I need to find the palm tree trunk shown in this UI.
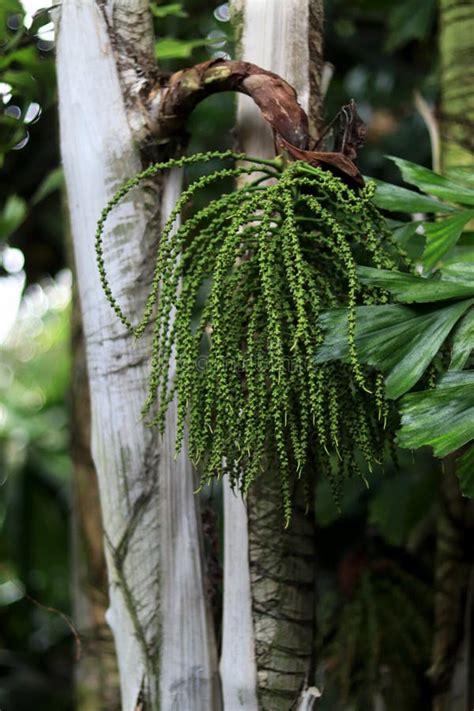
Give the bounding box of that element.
[220,2,324,708]
[430,5,474,707]
[56,2,219,708]
[429,461,474,711]
[71,291,121,711]
[439,0,474,173]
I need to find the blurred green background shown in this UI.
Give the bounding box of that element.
[0,1,440,709]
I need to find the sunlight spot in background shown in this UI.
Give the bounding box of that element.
[207,29,227,49]
[20,270,72,322]
[0,364,14,389]
[0,273,25,344]
[4,104,21,120]
[212,51,231,60]
[22,0,55,51]
[0,248,26,343]
[0,4,57,344]
[0,579,25,606]
[0,82,13,104]
[24,283,49,317]
[21,0,52,29]
[12,132,30,150]
[24,101,41,124]
[214,3,230,22]
[0,263,72,345]
[36,20,54,41]
[3,247,25,274]
[207,26,230,60]
[6,13,22,31]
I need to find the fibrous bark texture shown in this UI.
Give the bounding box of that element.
[247,477,316,709]
[71,291,121,711]
[220,1,322,709]
[150,59,363,184]
[433,6,474,708]
[150,59,309,149]
[57,2,218,709]
[439,0,474,172]
[430,464,474,711]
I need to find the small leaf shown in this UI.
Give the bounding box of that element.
[422,211,474,269]
[457,446,474,498]
[150,2,187,18]
[31,167,63,205]
[389,220,422,245]
[0,194,27,239]
[397,371,474,457]
[0,46,37,71]
[387,156,474,206]
[357,266,474,302]
[370,178,456,214]
[450,307,474,370]
[155,37,217,60]
[316,299,473,398]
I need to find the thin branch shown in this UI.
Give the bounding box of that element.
[414,90,441,173]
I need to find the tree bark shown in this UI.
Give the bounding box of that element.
[71,290,121,711]
[439,0,474,173]
[220,2,323,709]
[429,462,474,711]
[430,5,474,707]
[56,2,219,709]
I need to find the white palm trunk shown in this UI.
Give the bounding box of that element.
[56,2,219,709]
[220,1,323,709]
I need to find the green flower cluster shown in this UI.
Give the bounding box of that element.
[96,151,404,525]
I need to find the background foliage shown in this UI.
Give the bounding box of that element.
[0,0,449,709]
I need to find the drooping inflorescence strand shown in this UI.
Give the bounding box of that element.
[97,153,404,526]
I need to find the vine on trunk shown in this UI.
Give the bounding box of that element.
[96,149,406,525]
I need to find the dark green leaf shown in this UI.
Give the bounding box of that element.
[385,0,435,51]
[2,69,37,96]
[357,266,474,302]
[368,468,437,546]
[450,308,474,370]
[397,371,474,457]
[316,300,473,398]
[387,156,474,206]
[28,7,53,35]
[440,262,474,283]
[370,177,455,214]
[389,220,422,246]
[443,243,474,269]
[444,168,474,189]
[0,46,37,71]
[422,211,474,269]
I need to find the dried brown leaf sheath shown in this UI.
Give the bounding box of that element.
[148,58,365,186]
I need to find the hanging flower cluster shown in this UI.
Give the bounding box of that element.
[96,150,405,525]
